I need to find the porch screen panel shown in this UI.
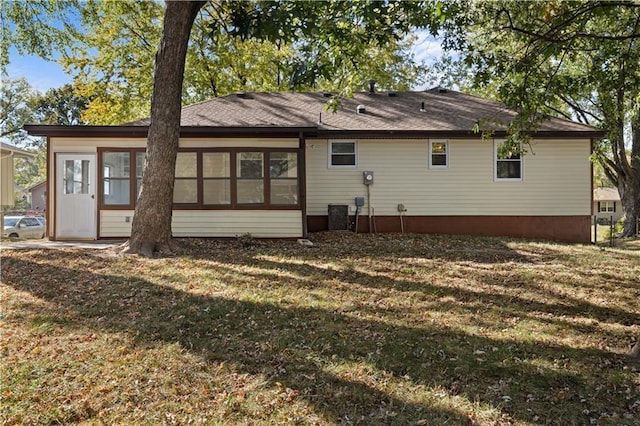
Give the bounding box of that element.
[173,152,197,203]
[270,152,298,205]
[203,152,231,205]
[102,153,130,205]
[135,151,145,198]
[237,152,264,204]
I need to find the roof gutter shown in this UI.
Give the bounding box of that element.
[0,142,36,158]
[24,124,605,140]
[316,129,608,139]
[23,124,318,138]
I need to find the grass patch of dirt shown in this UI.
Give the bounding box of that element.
[1,232,639,425]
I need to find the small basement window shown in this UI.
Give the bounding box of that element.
[329,141,357,167]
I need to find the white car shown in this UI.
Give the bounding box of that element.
[3,215,46,239]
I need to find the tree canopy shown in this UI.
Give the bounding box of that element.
[2,1,448,125]
[439,0,640,236]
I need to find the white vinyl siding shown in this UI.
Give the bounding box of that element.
[306,138,591,216]
[1,155,14,206]
[100,210,302,238]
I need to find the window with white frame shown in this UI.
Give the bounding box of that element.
[429,140,448,168]
[329,140,357,167]
[599,201,615,213]
[495,139,522,180]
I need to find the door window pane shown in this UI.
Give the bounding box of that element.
[64,160,90,194]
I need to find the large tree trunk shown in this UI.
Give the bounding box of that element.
[619,177,640,237]
[124,1,204,257]
[619,118,640,238]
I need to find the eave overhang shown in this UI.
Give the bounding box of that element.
[23,125,319,138]
[24,124,606,140]
[0,142,36,158]
[316,129,607,139]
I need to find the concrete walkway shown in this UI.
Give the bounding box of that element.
[0,239,125,250]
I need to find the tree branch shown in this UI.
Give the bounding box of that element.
[497,2,640,45]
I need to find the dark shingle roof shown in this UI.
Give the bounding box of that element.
[128,88,597,133]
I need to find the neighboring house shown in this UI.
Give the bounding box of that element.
[593,187,623,223]
[28,180,47,212]
[1,142,35,210]
[25,87,604,243]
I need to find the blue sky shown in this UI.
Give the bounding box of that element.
[6,47,72,92]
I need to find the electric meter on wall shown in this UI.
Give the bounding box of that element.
[363,171,374,185]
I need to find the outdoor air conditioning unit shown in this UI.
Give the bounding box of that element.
[328,204,349,230]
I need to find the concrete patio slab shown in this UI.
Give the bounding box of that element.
[0,240,125,250]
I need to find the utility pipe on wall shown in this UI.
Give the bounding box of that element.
[367,184,372,233]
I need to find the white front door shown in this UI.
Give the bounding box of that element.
[56,154,96,239]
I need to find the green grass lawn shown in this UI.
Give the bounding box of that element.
[1,233,639,425]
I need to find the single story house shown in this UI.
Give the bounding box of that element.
[1,142,35,208]
[593,187,623,223]
[27,180,47,212]
[25,87,604,243]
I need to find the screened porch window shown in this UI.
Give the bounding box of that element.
[173,152,198,204]
[102,152,130,205]
[237,152,264,204]
[100,148,299,209]
[270,152,298,205]
[135,152,145,197]
[203,152,231,205]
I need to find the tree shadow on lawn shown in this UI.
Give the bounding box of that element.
[191,245,640,335]
[3,252,635,425]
